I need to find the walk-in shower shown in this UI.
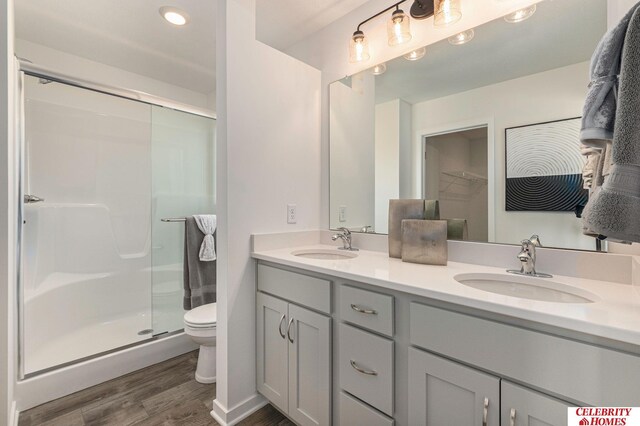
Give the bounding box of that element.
[18,65,216,377]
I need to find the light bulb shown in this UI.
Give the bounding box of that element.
[504,5,536,23]
[448,29,475,45]
[372,63,387,75]
[434,0,462,27]
[349,31,370,63]
[388,9,412,46]
[404,47,426,61]
[159,6,190,26]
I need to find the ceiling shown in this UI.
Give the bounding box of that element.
[371,0,607,104]
[256,0,371,51]
[14,0,216,94]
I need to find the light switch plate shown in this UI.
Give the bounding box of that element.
[287,204,297,224]
[339,205,347,222]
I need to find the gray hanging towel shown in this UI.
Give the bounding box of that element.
[583,7,640,243]
[581,2,640,148]
[184,216,217,310]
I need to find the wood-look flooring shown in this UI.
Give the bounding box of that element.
[19,351,295,426]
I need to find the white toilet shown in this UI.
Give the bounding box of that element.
[183,302,217,384]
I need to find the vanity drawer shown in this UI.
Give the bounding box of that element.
[339,323,394,417]
[339,285,394,337]
[339,391,394,426]
[410,302,640,406]
[257,264,330,314]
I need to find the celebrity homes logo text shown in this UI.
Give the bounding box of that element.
[568,408,640,425]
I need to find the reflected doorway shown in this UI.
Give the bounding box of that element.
[423,127,489,242]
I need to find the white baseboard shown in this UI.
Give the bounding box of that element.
[16,332,197,411]
[210,393,268,426]
[9,401,18,426]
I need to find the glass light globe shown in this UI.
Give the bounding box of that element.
[434,0,462,27]
[388,9,412,46]
[349,31,370,63]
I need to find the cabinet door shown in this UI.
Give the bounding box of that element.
[409,348,500,426]
[501,382,570,426]
[256,292,289,413]
[288,304,331,426]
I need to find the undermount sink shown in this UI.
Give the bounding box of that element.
[454,273,598,304]
[291,249,358,260]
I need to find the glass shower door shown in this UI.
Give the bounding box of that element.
[151,106,216,335]
[21,75,154,375]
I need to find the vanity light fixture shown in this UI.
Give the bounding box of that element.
[434,0,462,27]
[372,63,388,75]
[404,47,427,61]
[448,29,475,45]
[159,6,190,26]
[388,7,412,46]
[504,4,536,23]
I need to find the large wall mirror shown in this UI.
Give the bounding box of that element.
[329,0,607,251]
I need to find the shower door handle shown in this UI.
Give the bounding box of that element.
[24,194,45,204]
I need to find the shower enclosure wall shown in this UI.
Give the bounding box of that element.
[19,71,215,376]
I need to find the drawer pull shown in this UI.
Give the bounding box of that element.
[350,359,378,376]
[350,304,377,315]
[510,408,516,426]
[287,317,295,343]
[482,397,489,426]
[278,314,286,339]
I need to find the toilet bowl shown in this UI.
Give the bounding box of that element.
[183,302,217,384]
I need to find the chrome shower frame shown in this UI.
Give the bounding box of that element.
[14,58,215,379]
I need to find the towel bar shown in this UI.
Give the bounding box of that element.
[161,217,186,222]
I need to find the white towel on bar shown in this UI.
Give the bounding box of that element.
[194,215,217,261]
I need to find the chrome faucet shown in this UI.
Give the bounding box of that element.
[332,227,359,251]
[507,234,552,278]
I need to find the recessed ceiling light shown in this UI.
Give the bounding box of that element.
[372,63,387,75]
[504,5,536,23]
[449,29,475,45]
[404,47,426,61]
[159,6,190,26]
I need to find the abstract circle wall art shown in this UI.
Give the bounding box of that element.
[505,117,588,212]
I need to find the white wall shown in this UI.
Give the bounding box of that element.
[330,74,375,231]
[15,39,212,111]
[608,0,638,28]
[214,0,321,423]
[0,0,16,423]
[375,101,399,233]
[412,61,595,250]
[373,99,411,233]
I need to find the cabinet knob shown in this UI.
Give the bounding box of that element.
[286,317,295,343]
[349,359,378,376]
[510,408,516,426]
[278,314,286,339]
[350,304,377,315]
[482,397,489,426]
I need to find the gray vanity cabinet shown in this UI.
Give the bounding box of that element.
[256,292,289,412]
[500,382,569,426]
[256,291,331,426]
[408,348,500,426]
[288,303,331,426]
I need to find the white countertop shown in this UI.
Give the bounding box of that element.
[253,244,640,347]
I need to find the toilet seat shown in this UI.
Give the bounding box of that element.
[184,302,217,328]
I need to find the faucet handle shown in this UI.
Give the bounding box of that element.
[529,235,542,247]
[337,227,351,236]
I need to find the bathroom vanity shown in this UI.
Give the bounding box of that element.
[253,238,640,426]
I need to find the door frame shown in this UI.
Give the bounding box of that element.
[416,117,496,242]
